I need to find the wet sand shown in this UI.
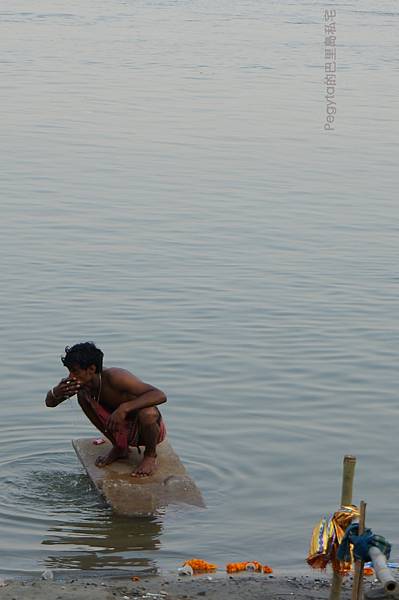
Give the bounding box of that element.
[0,573,385,600]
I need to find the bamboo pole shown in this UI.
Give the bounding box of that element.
[329,455,357,600]
[369,546,397,595]
[351,500,366,600]
[340,455,357,506]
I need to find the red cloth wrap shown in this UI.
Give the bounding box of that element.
[86,394,166,450]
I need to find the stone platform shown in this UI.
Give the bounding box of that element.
[72,438,205,516]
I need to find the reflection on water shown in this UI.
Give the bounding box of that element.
[43,552,157,573]
[0,439,165,575]
[43,515,163,572]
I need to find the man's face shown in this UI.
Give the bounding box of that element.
[67,364,96,386]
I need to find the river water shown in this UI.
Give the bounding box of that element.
[0,0,398,579]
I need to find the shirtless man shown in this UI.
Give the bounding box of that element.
[45,342,167,477]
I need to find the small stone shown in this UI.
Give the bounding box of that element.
[41,570,54,581]
[178,566,193,576]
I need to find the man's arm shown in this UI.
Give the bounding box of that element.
[45,388,66,407]
[45,378,80,407]
[110,368,167,414]
[105,369,166,431]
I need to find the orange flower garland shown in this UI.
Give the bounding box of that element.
[226,561,273,574]
[183,559,218,572]
[181,559,273,575]
[263,565,273,574]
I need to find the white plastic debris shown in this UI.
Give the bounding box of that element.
[0,578,8,587]
[178,565,194,576]
[41,569,54,581]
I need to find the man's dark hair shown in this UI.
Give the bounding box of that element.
[61,342,104,373]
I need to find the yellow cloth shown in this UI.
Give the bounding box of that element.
[307,505,359,574]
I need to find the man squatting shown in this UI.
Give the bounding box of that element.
[45,342,167,477]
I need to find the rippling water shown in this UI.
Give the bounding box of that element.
[0,0,398,578]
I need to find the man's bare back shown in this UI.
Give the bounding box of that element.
[45,342,167,477]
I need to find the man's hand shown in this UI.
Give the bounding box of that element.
[106,405,128,432]
[53,377,80,400]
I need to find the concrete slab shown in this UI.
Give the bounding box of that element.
[72,438,205,516]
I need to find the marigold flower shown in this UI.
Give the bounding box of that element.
[263,565,273,574]
[183,559,217,572]
[226,561,272,574]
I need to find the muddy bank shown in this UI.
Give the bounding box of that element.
[0,573,387,600]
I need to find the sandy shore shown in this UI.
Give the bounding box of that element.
[0,573,386,600]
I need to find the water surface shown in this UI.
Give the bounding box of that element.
[0,0,398,578]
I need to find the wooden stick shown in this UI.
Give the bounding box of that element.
[351,500,366,600]
[357,501,366,600]
[341,455,357,506]
[329,455,357,600]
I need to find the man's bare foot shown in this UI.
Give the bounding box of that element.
[131,454,157,478]
[95,446,128,467]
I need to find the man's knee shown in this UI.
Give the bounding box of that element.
[138,406,159,426]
